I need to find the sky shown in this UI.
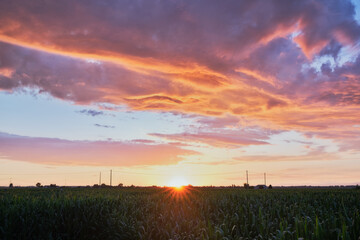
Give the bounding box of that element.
[1,0,360,187]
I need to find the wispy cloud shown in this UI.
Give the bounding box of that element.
[94,124,115,129]
[78,109,104,117]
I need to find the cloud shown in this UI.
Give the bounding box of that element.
[0,132,199,166]
[195,115,240,128]
[233,151,339,163]
[267,164,360,186]
[78,109,104,117]
[150,126,273,148]
[0,41,198,106]
[131,139,157,144]
[94,124,115,129]
[0,0,360,150]
[0,0,358,66]
[150,132,268,148]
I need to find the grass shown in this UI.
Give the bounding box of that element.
[0,187,359,239]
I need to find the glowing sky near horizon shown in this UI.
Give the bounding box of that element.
[1,0,360,186]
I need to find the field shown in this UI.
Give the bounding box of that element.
[0,187,360,240]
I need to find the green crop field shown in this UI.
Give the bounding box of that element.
[0,187,359,239]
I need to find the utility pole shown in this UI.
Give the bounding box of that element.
[246,170,249,185]
[99,172,101,185]
[264,173,266,186]
[110,169,112,186]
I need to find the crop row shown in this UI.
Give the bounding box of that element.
[0,187,359,239]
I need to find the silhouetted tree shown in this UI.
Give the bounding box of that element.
[269,184,273,189]
[244,183,249,189]
[118,183,124,187]
[36,182,42,188]
[9,183,13,188]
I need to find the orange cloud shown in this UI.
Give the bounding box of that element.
[235,68,278,86]
[293,34,329,59]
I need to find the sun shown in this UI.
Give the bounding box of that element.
[168,176,188,189]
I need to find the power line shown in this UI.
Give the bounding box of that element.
[264,172,266,185]
[246,170,249,185]
[110,169,112,186]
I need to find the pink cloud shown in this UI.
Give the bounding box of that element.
[196,115,240,128]
[150,126,272,148]
[0,132,199,166]
[233,149,339,163]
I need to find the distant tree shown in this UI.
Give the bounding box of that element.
[49,184,57,188]
[244,183,249,189]
[9,183,13,188]
[93,184,99,188]
[36,182,42,188]
[118,183,124,187]
[269,184,273,189]
[356,184,360,190]
[101,183,107,188]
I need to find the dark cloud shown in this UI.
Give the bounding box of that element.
[0,75,16,89]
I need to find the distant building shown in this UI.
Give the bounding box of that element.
[255,185,267,189]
